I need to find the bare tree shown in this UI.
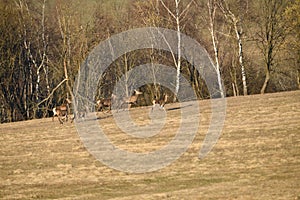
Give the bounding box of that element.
[135,1,170,102]
[54,1,90,107]
[217,0,248,96]
[207,0,225,98]
[16,0,50,117]
[284,0,300,90]
[159,0,194,101]
[256,0,288,94]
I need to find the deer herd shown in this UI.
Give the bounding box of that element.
[52,90,169,124]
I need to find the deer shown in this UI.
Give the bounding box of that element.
[52,98,72,124]
[152,93,168,111]
[96,94,116,113]
[119,90,143,110]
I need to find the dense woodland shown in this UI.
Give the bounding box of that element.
[0,0,299,123]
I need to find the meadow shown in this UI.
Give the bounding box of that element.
[1,91,299,199]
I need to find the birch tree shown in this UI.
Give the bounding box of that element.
[159,0,194,102]
[207,0,225,98]
[217,0,248,95]
[14,0,52,118]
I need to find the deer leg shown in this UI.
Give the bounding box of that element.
[119,102,126,111]
[99,104,104,112]
[58,115,64,124]
[52,108,57,122]
[159,102,166,110]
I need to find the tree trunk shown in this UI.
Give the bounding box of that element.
[150,46,159,98]
[159,0,193,102]
[218,0,247,96]
[230,67,239,97]
[260,65,270,94]
[124,54,129,97]
[235,24,248,96]
[174,0,181,102]
[296,50,300,90]
[208,0,225,98]
[297,68,300,90]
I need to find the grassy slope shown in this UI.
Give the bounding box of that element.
[0,91,299,199]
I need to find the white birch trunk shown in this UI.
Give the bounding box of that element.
[208,0,225,98]
[150,44,159,97]
[234,22,248,96]
[174,0,181,102]
[124,53,129,97]
[218,0,248,96]
[160,0,193,102]
[18,0,48,103]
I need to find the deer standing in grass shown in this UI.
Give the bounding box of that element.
[152,93,168,111]
[52,98,72,124]
[119,90,143,110]
[96,94,116,112]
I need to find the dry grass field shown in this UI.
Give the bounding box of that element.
[1,91,299,199]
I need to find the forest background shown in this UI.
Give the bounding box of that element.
[0,0,299,123]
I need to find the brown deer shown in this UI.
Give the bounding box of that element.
[119,90,143,110]
[96,94,116,112]
[152,93,168,111]
[52,98,72,124]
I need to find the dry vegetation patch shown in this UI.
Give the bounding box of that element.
[0,91,299,199]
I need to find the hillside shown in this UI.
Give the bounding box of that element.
[0,91,299,199]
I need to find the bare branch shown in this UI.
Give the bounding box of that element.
[37,78,68,106]
[159,0,176,19]
[179,0,195,19]
[152,28,178,68]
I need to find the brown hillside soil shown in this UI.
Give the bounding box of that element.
[0,91,299,199]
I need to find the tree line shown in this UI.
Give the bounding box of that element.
[0,0,299,123]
